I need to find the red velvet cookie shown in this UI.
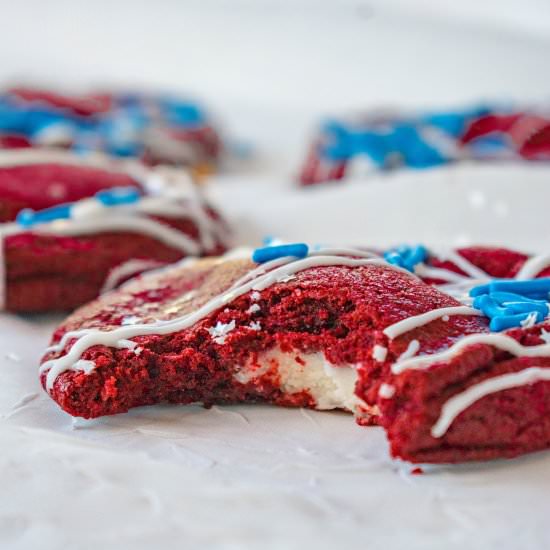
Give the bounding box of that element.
[1,150,229,312]
[40,245,550,465]
[40,248,395,418]
[364,244,550,462]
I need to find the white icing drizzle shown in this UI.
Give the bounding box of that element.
[100,259,166,294]
[37,215,202,253]
[515,254,550,280]
[391,333,550,375]
[432,249,490,280]
[44,358,97,389]
[44,329,103,355]
[421,248,550,289]
[396,339,420,362]
[309,248,379,259]
[116,339,139,350]
[0,149,139,169]
[435,280,479,304]
[414,263,471,284]
[383,306,483,339]
[228,256,299,290]
[119,256,199,290]
[431,366,550,438]
[41,253,411,390]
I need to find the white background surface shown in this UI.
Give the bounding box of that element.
[2,2,550,549]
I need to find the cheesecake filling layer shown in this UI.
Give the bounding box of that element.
[234,347,363,413]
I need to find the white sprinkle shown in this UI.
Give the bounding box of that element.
[397,340,420,362]
[5,352,21,362]
[207,320,236,344]
[251,291,261,301]
[442,315,450,322]
[520,312,538,329]
[378,383,396,399]
[372,345,388,363]
[121,315,142,326]
[247,303,261,314]
[133,346,144,356]
[249,321,262,331]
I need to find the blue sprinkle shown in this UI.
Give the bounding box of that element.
[15,186,141,229]
[421,106,490,137]
[96,187,141,206]
[253,243,309,263]
[473,295,507,318]
[15,209,37,227]
[16,204,72,228]
[160,98,205,127]
[384,244,427,272]
[490,312,543,332]
[469,283,491,297]
[471,278,550,331]
[405,245,428,270]
[320,119,453,168]
[383,251,405,268]
[489,278,550,296]
[489,291,548,305]
[506,302,548,317]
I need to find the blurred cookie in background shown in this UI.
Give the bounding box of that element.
[300,105,550,185]
[0,86,223,180]
[0,149,230,312]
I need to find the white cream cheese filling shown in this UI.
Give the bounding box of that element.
[234,347,363,413]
